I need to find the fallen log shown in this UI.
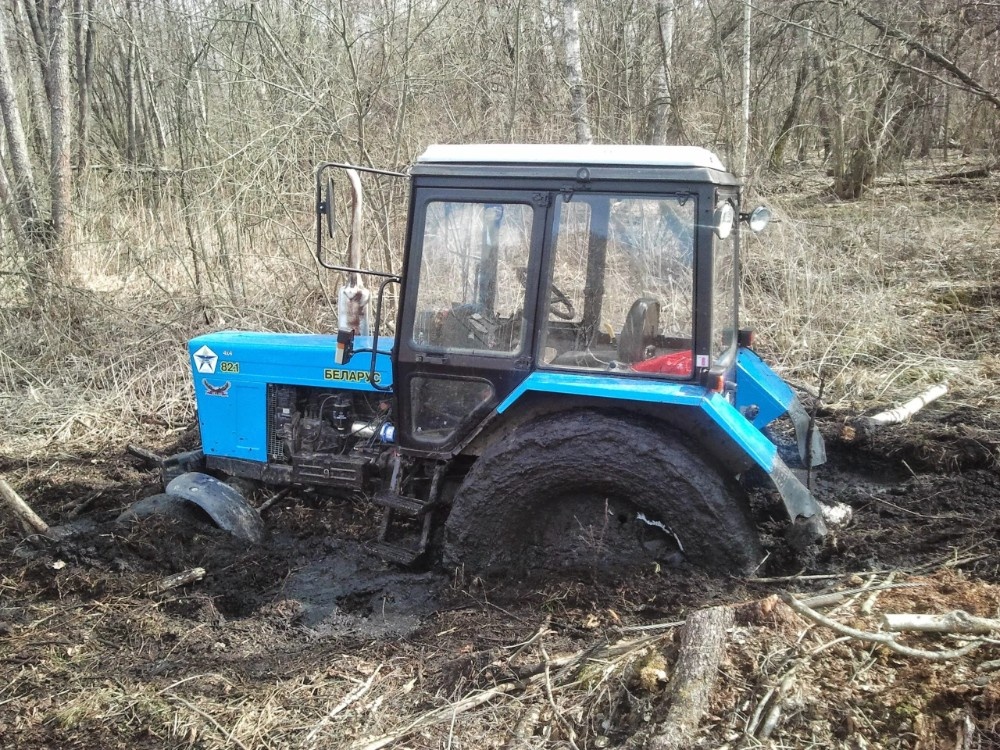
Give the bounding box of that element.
[868,383,949,426]
[841,383,949,444]
[882,610,1000,634]
[925,164,995,183]
[0,476,55,539]
[648,604,734,750]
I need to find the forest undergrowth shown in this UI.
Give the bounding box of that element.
[2,157,997,457]
[1,157,1000,750]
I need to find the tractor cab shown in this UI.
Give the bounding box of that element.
[365,145,761,456]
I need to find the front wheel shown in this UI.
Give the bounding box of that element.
[443,411,763,575]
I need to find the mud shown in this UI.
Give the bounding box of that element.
[277,539,446,638]
[2,407,1000,748]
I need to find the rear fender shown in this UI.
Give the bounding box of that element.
[493,371,826,538]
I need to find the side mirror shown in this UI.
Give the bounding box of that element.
[745,206,772,233]
[325,176,336,238]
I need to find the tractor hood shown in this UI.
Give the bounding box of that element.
[188,331,393,462]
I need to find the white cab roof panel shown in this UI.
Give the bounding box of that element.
[417,144,727,171]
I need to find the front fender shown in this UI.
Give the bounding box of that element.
[735,348,826,468]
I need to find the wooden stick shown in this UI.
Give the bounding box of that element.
[868,383,948,425]
[257,487,292,515]
[126,443,164,466]
[352,682,519,750]
[882,610,1000,634]
[306,664,383,745]
[799,580,920,610]
[0,477,55,539]
[163,692,251,750]
[861,571,896,614]
[149,567,205,594]
[67,490,103,519]
[503,705,542,749]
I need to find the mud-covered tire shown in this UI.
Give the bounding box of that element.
[443,411,763,575]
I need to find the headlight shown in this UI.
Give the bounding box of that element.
[748,206,772,233]
[714,203,735,239]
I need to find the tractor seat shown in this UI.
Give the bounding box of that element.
[618,298,660,363]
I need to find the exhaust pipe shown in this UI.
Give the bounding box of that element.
[338,168,371,335]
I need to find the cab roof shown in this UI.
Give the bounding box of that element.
[411,144,738,186]
[417,144,727,170]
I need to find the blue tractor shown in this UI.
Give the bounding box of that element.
[164,144,828,574]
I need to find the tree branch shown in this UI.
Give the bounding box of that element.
[842,0,1000,110]
[782,593,982,662]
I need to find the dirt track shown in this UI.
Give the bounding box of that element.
[1,407,999,749]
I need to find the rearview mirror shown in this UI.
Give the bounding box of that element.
[325,176,336,238]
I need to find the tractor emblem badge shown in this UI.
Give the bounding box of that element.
[193,345,218,373]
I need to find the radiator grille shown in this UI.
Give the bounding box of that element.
[266,385,285,462]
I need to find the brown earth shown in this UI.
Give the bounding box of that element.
[1,407,999,749]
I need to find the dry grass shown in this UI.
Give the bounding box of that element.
[1,159,997,456]
[744,162,1000,412]
[5,565,998,749]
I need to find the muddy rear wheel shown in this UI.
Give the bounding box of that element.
[443,411,763,575]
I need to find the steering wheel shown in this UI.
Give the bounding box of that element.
[514,266,576,321]
[549,283,576,320]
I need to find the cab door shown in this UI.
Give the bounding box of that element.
[394,188,548,456]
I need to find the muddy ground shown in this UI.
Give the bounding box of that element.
[2,407,1000,750]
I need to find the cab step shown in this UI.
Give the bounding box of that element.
[368,540,426,567]
[373,490,435,516]
[371,460,446,567]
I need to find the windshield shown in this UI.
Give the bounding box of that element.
[410,199,534,356]
[541,193,695,377]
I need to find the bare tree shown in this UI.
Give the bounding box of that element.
[562,0,593,144]
[47,0,73,265]
[0,0,72,297]
[73,0,95,169]
[0,4,41,243]
[739,0,751,176]
[649,0,676,144]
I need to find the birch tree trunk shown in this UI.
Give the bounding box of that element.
[649,0,675,145]
[561,0,592,144]
[73,0,95,169]
[0,0,72,295]
[13,0,50,155]
[0,5,40,239]
[47,0,73,266]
